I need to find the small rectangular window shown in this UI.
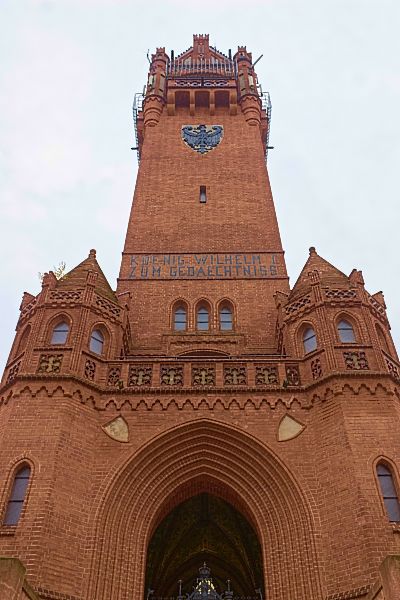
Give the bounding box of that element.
[200,186,207,204]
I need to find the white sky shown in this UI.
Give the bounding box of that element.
[1,0,399,370]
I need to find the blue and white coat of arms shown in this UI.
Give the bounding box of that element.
[181,124,223,155]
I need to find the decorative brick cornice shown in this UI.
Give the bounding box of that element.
[1,372,398,415]
[326,584,370,600]
[35,587,82,600]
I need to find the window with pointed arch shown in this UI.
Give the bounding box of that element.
[173,304,187,331]
[196,304,210,331]
[376,462,400,522]
[219,303,233,331]
[51,321,70,345]
[3,464,31,526]
[303,326,317,354]
[337,319,356,343]
[90,328,104,355]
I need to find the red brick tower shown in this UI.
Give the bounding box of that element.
[1,34,400,600]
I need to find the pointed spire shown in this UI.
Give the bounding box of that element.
[289,247,350,299]
[56,249,117,302]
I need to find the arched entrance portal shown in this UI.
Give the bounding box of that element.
[145,493,264,598]
[87,419,323,599]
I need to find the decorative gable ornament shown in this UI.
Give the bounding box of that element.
[182,124,223,155]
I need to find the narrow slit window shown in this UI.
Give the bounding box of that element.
[3,465,31,526]
[199,186,207,204]
[377,463,400,522]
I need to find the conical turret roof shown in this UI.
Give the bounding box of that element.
[56,249,117,302]
[289,247,351,299]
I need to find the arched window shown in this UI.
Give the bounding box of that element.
[197,306,210,331]
[219,306,233,331]
[338,319,356,343]
[90,329,104,355]
[51,321,69,345]
[174,306,187,331]
[3,465,31,526]
[377,463,400,522]
[303,327,317,354]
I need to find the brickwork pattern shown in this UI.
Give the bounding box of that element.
[0,35,400,600]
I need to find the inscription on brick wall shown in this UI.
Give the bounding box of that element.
[127,253,282,280]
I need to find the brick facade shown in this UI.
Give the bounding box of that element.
[1,34,400,599]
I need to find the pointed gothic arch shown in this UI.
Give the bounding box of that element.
[86,419,323,599]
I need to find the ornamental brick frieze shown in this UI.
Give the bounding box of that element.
[311,358,322,380]
[285,365,301,386]
[284,294,311,316]
[48,290,82,303]
[37,354,63,374]
[160,365,184,386]
[6,361,21,384]
[175,79,231,87]
[18,297,38,323]
[84,359,96,381]
[255,365,279,386]
[128,365,152,387]
[223,365,247,386]
[324,288,357,301]
[385,357,400,381]
[368,294,388,323]
[326,584,371,600]
[2,377,396,412]
[192,365,215,387]
[107,366,122,387]
[94,294,121,322]
[97,393,310,412]
[343,351,369,371]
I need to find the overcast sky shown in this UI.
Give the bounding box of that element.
[1,0,399,371]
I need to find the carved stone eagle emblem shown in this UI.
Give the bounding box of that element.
[181,124,223,154]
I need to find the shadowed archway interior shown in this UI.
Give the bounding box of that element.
[145,493,264,598]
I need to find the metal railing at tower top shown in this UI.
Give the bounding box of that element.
[132,92,144,162]
[261,91,272,163]
[167,58,236,78]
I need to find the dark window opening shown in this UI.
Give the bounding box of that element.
[338,319,356,343]
[377,463,400,522]
[197,307,209,331]
[303,327,317,354]
[51,321,69,345]
[174,306,187,331]
[200,186,207,204]
[3,465,31,526]
[90,329,104,355]
[220,306,233,331]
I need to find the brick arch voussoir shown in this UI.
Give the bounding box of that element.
[87,418,322,600]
